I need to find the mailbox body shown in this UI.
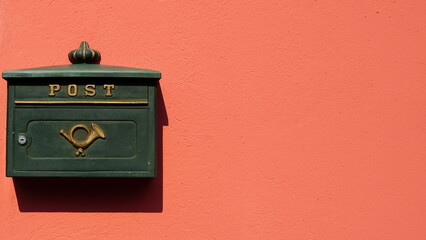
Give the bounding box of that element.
[3,64,161,177]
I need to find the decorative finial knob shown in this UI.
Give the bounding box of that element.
[68,41,101,64]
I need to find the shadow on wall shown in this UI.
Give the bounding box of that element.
[13,85,168,212]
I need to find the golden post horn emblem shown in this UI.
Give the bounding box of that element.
[59,123,106,157]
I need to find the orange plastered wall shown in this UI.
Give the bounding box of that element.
[0,0,426,239]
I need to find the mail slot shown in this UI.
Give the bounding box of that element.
[2,42,161,177]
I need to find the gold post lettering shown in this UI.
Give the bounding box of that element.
[67,84,78,97]
[84,84,96,97]
[103,84,115,97]
[48,84,61,96]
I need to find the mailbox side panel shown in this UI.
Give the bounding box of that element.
[148,83,157,177]
[6,82,15,177]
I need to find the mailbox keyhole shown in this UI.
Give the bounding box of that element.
[18,134,27,145]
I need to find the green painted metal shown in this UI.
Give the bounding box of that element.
[2,64,161,79]
[3,42,161,177]
[14,83,148,101]
[68,41,101,64]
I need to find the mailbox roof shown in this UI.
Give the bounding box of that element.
[2,64,161,79]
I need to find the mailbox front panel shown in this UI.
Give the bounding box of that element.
[6,80,157,177]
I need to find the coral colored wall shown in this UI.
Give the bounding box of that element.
[0,0,426,239]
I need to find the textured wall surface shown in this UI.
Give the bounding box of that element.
[0,0,426,239]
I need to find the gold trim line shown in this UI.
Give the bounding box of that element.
[15,100,148,105]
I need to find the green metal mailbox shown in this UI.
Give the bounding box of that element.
[2,42,161,177]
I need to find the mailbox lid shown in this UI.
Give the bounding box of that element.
[11,108,153,172]
[2,64,161,79]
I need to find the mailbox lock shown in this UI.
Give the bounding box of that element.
[18,134,27,145]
